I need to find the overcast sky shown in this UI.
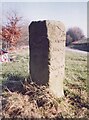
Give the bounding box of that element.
[1,2,87,36]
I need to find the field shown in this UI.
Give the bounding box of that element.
[1,46,88,119]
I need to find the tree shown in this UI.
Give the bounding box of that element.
[66,27,85,46]
[0,11,22,50]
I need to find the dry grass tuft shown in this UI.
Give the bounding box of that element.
[2,81,63,119]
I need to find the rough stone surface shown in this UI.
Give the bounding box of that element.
[29,20,66,97]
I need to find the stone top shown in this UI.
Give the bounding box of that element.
[30,20,65,32]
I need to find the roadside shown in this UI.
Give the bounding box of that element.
[65,47,88,55]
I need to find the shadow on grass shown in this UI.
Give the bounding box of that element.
[2,73,30,93]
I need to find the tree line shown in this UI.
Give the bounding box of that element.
[0,12,86,50]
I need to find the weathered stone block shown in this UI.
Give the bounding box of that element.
[29,20,66,98]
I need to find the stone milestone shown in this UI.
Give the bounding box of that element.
[29,20,66,98]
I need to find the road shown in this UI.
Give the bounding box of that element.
[65,47,88,55]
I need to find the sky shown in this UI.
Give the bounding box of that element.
[0,0,88,2]
[1,2,87,37]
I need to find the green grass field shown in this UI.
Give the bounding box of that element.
[1,47,88,118]
[65,50,87,91]
[2,47,87,86]
[1,47,87,94]
[2,48,29,83]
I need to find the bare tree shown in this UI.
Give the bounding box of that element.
[0,11,22,50]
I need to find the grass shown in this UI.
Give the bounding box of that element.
[1,46,88,118]
[2,47,87,90]
[64,51,88,110]
[65,50,87,90]
[2,48,29,83]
